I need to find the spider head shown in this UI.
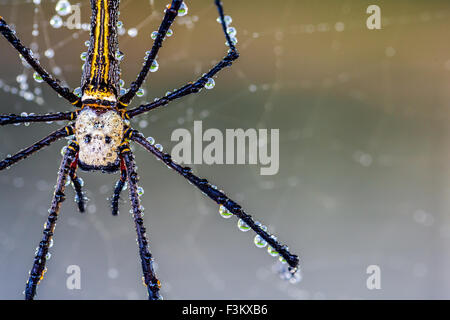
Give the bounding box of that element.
[75,107,124,172]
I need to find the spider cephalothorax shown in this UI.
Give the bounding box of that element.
[0,0,300,300]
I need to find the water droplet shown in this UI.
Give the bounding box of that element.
[155,144,163,152]
[267,246,279,257]
[178,2,188,16]
[44,49,55,58]
[205,78,215,89]
[60,146,67,156]
[50,15,63,29]
[33,72,43,83]
[74,87,82,97]
[150,60,159,72]
[254,235,267,248]
[24,92,34,101]
[46,252,51,260]
[80,52,87,61]
[119,79,125,87]
[84,40,90,47]
[137,187,144,196]
[137,88,145,97]
[219,205,232,219]
[217,15,232,26]
[226,37,238,46]
[56,0,72,16]
[16,74,27,83]
[151,31,159,40]
[227,27,237,37]
[166,29,173,37]
[255,221,268,232]
[128,28,138,37]
[237,219,250,232]
[116,50,124,61]
[117,21,123,29]
[146,137,155,145]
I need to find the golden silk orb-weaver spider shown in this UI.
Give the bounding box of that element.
[0,0,300,300]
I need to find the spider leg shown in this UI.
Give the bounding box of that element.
[111,156,127,216]
[118,0,183,107]
[120,143,161,300]
[129,129,300,271]
[0,111,77,126]
[0,126,74,171]
[0,17,81,107]
[24,142,78,300]
[125,0,239,119]
[68,155,86,213]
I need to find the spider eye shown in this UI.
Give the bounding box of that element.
[84,135,92,143]
[105,136,112,144]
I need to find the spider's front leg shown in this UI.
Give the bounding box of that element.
[0,17,81,107]
[119,143,162,300]
[24,141,78,300]
[0,111,77,126]
[125,0,239,119]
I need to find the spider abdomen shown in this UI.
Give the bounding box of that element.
[75,107,123,172]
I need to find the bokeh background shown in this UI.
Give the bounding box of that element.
[1,0,450,299]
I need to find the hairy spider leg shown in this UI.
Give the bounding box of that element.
[0,17,81,107]
[0,126,74,171]
[25,142,78,300]
[125,0,239,119]
[130,129,300,271]
[69,154,86,213]
[0,111,77,126]
[120,143,161,300]
[111,156,127,216]
[118,0,183,107]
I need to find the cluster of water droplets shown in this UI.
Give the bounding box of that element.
[0,60,45,106]
[146,136,163,152]
[217,14,237,46]
[218,204,302,284]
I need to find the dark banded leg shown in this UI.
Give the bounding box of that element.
[0,17,81,107]
[0,126,73,171]
[0,111,76,126]
[125,0,239,118]
[130,129,300,271]
[120,144,161,300]
[25,142,78,300]
[111,157,127,216]
[68,156,86,213]
[118,0,183,106]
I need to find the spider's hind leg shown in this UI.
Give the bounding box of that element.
[25,142,78,300]
[120,144,161,300]
[110,157,127,216]
[68,155,86,213]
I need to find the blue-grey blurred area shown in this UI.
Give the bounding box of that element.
[1,0,450,299]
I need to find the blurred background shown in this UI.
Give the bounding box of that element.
[0,0,449,299]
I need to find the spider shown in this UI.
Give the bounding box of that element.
[0,0,300,300]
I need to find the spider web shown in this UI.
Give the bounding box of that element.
[1,0,450,299]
